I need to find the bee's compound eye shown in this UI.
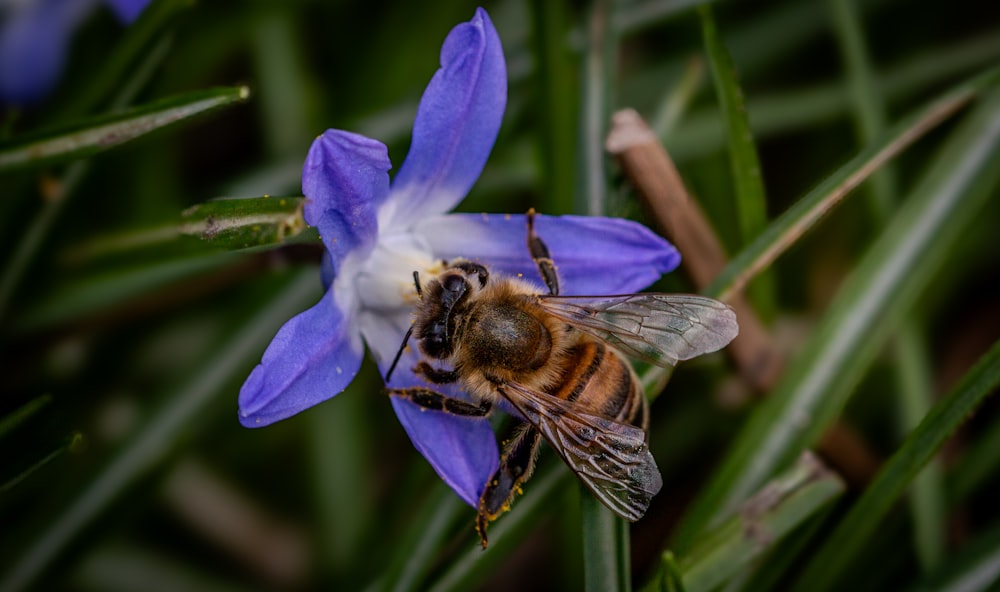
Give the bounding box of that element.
[443,275,466,294]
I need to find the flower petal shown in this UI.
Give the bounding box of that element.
[239,288,363,427]
[391,397,499,507]
[0,0,91,104]
[382,7,506,228]
[104,0,151,23]
[302,130,392,276]
[359,304,498,507]
[416,213,681,295]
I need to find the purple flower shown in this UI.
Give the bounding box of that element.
[238,8,681,507]
[0,0,151,104]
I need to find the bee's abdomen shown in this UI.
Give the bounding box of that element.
[555,341,648,430]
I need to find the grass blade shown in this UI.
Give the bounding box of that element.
[647,452,844,592]
[0,432,83,496]
[0,270,319,592]
[0,86,250,172]
[529,0,577,214]
[907,521,1000,592]
[426,465,571,592]
[698,5,775,315]
[0,394,53,437]
[674,87,1000,550]
[704,65,1000,302]
[794,338,1000,590]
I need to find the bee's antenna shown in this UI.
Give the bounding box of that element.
[412,271,422,297]
[385,325,414,383]
[386,271,423,384]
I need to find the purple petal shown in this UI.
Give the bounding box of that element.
[383,8,506,227]
[0,0,90,104]
[239,288,363,427]
[416,213,681,295]
[391,396,499,507]
[104,0,151,23]
[359,304,498,507]
[302,130,392,277]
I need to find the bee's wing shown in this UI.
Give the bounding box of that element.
[538,294,739,367]
[500,380,662,522]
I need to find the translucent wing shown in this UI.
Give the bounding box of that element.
[499,381,662,521]
[538,293,739,367]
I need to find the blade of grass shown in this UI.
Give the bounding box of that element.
[704,65,1000,302]
[674,87,1000,550]
[0,161,88,322]
[582,492,631,592]
[644,452,845,592]
[894,325,946,571]
[54,0,195,118]
[426,464,571,592]
[907,520,1000,592]
[14,252,241,333]
[826,0,897,216]
[71,196,311,262]
[947,413,1000,504]
[0,25,197,322]
[0,394,53,437]
[529,0,577,214]
[577,0,615,217]
[0,86,250,171]
[828,0,944,571]
[0,432,83,496]
[793,338,1000,590]
[0,269,319,592]
[379,483,465,592]
[679,453,843,592]
[651,56,704,141]
[662,27,1000,163]
[698,4,775,318]
[577,0,631,588]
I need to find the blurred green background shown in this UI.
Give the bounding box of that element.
[2,0,999,590]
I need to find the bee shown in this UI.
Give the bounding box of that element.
[385,209,739,547]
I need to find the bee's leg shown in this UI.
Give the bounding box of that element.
[387,388,493,417]
[414,361,459,384]
[526,208,560,296]
[476,421,542,548]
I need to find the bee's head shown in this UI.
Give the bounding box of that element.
[414,261,490,359]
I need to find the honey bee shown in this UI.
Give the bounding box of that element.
[386,210,738,547]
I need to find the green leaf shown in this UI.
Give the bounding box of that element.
[180,196,310,251]
[0,86,250,172]
[73,196,312,263]
[652,452,844,592]
[794,338,1000,590]
[674,86,1000,550]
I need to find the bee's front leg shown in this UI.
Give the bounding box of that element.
[414,361,459,384]
[387,387,493,417]
[526,208,559,296]
[476,421,542,548]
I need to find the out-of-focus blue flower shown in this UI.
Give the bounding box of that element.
[238,8,681,507]
[0,0,151,104]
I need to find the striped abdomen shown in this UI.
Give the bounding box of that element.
[552,340,649,431]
